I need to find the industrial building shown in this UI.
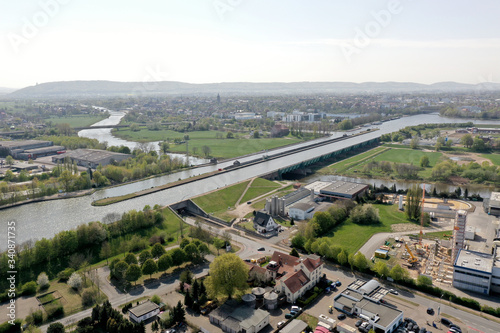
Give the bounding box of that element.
[0,140,65,160]
[333,279,403,333]
[288,202,315,220]
[453,245,500,295]
[319,180,369,199]
[485,192,500,216]
[452,210,467,262]
[52,148,131,168]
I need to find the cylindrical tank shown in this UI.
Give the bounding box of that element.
[242,293,256,308]
[264,291,278,310]
[252,287,266,299]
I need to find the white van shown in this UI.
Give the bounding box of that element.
[291,305,302,312]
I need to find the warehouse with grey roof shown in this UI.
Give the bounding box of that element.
[52,149,131,168]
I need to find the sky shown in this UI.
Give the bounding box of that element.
[1,0,500,88]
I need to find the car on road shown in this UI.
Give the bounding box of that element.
[337,313,346,320]
[426,307,434,315]
[257,247,265,251]
[247,201,251,204]
[449,324,462,333]
[335,280,342,286]
[389,289,399,295]
[440,318,453,327]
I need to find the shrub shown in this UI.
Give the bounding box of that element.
[81,289,97,307]
[47,322,65,333]
[46,305,64,320]
[57,268,75,282]
[151,295,161,305]
[22,281,37,296]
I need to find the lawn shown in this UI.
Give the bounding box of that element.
[48,115,108,127]
[192,181,250,216]
[408,230,452,240]
[325,204,414,253]
[113,128,303,159]
[320,147,443,180]
[482,153,500,166]
[240,178,281,203]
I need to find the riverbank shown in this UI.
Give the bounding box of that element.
[0,188,95,211]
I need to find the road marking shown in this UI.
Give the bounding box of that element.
[468,326,484,333]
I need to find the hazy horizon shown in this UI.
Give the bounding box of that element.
[2,0,500,89]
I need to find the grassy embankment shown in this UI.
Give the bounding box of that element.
[113,128,303,159]
[318,146,443,179]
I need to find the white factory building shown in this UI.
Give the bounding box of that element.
[453,246,500,295]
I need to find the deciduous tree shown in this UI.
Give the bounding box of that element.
[206,253,248,299]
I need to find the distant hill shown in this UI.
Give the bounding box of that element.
[0,87,16,95]
[6,80,500,98]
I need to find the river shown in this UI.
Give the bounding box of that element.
[2,112,500,249]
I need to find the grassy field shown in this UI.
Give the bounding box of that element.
[192,181,250,217]
[320,146,443,179]
[326,204,414,253]
[48,115,108,127]
[240,178,281,203]
[408,230,452,240]
[113,128,303,159]
[482,153,500,166]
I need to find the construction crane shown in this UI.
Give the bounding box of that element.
[419,183,426,244]
[404,242,419,266]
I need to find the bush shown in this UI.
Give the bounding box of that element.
[22,281,37,296]
[47,322,65,333]
[46,305,64,320]
[151,295,161,305]
[0,319,22,333]
[57,268,75,282]
[81,289,97,307]
[30,309,44,325]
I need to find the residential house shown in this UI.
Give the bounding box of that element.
[253,212,279,233]
[128,300,160,323]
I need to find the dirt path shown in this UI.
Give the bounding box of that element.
[235,177,256,206]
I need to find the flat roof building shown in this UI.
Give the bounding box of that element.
[209,300,269,333]
[128,300,160,323]
[333,279,402,333]
[486,192,500,216]
[453,248,497,295]
[52,148,131,169]
[319,181,369,199]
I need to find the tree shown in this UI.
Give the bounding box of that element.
[151,243,166,259]
[290,217,294,226]
[410,137,419,149]
[184,291,193,308]
[5,155,14,166]
[372,261,390,278]
[126,264,142,285]
[205,253,248,299]
[337,249,349,266]
[139,250,152,266]
[389,264,408,281]
[158,253,172,273]
[159,141,170,155]
[37,272,50,289]
[290,248,300,257]
[47,322,65,333]
[338,119,353,130]
[201,145,211,157]
[461,134,473,148]
[180,269,194,284]
[100,242,112,265]
[59,170,74,192]
[350,204,380,225]
[170,248,187,266]
[253,131,260,138]
[420,155,430,167]
[472,137,487,152]
[113,261,129,280]
[152,321,159,333]
[353,252,369,271]
[212,237,225,255]
[417,275,433,287]
[142,259,158,279]
[226,131,234,139]
[197,243,210,257]
[151,294,161,304]
[124,253,138,265]
[184,243,200,262]
[68,272,83,289]
[405,185,422,220]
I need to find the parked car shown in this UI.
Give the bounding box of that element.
[257,247,265,251]
[290,311,298,317]
[427,307,434,315]
[449,326,462,333]
[277,321,286,328]
[335,280,342,287]
[440,318,453,327]
[389,289,399,295]
[291,306,302,312]
[285,313,294,319]
[337,313,346,320]
[355,320,363,327]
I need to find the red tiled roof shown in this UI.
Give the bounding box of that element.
[283,270,310,294]
[246,262,267,275]
[302,257,322,272]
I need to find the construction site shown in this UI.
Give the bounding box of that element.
[372,190,485,286]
